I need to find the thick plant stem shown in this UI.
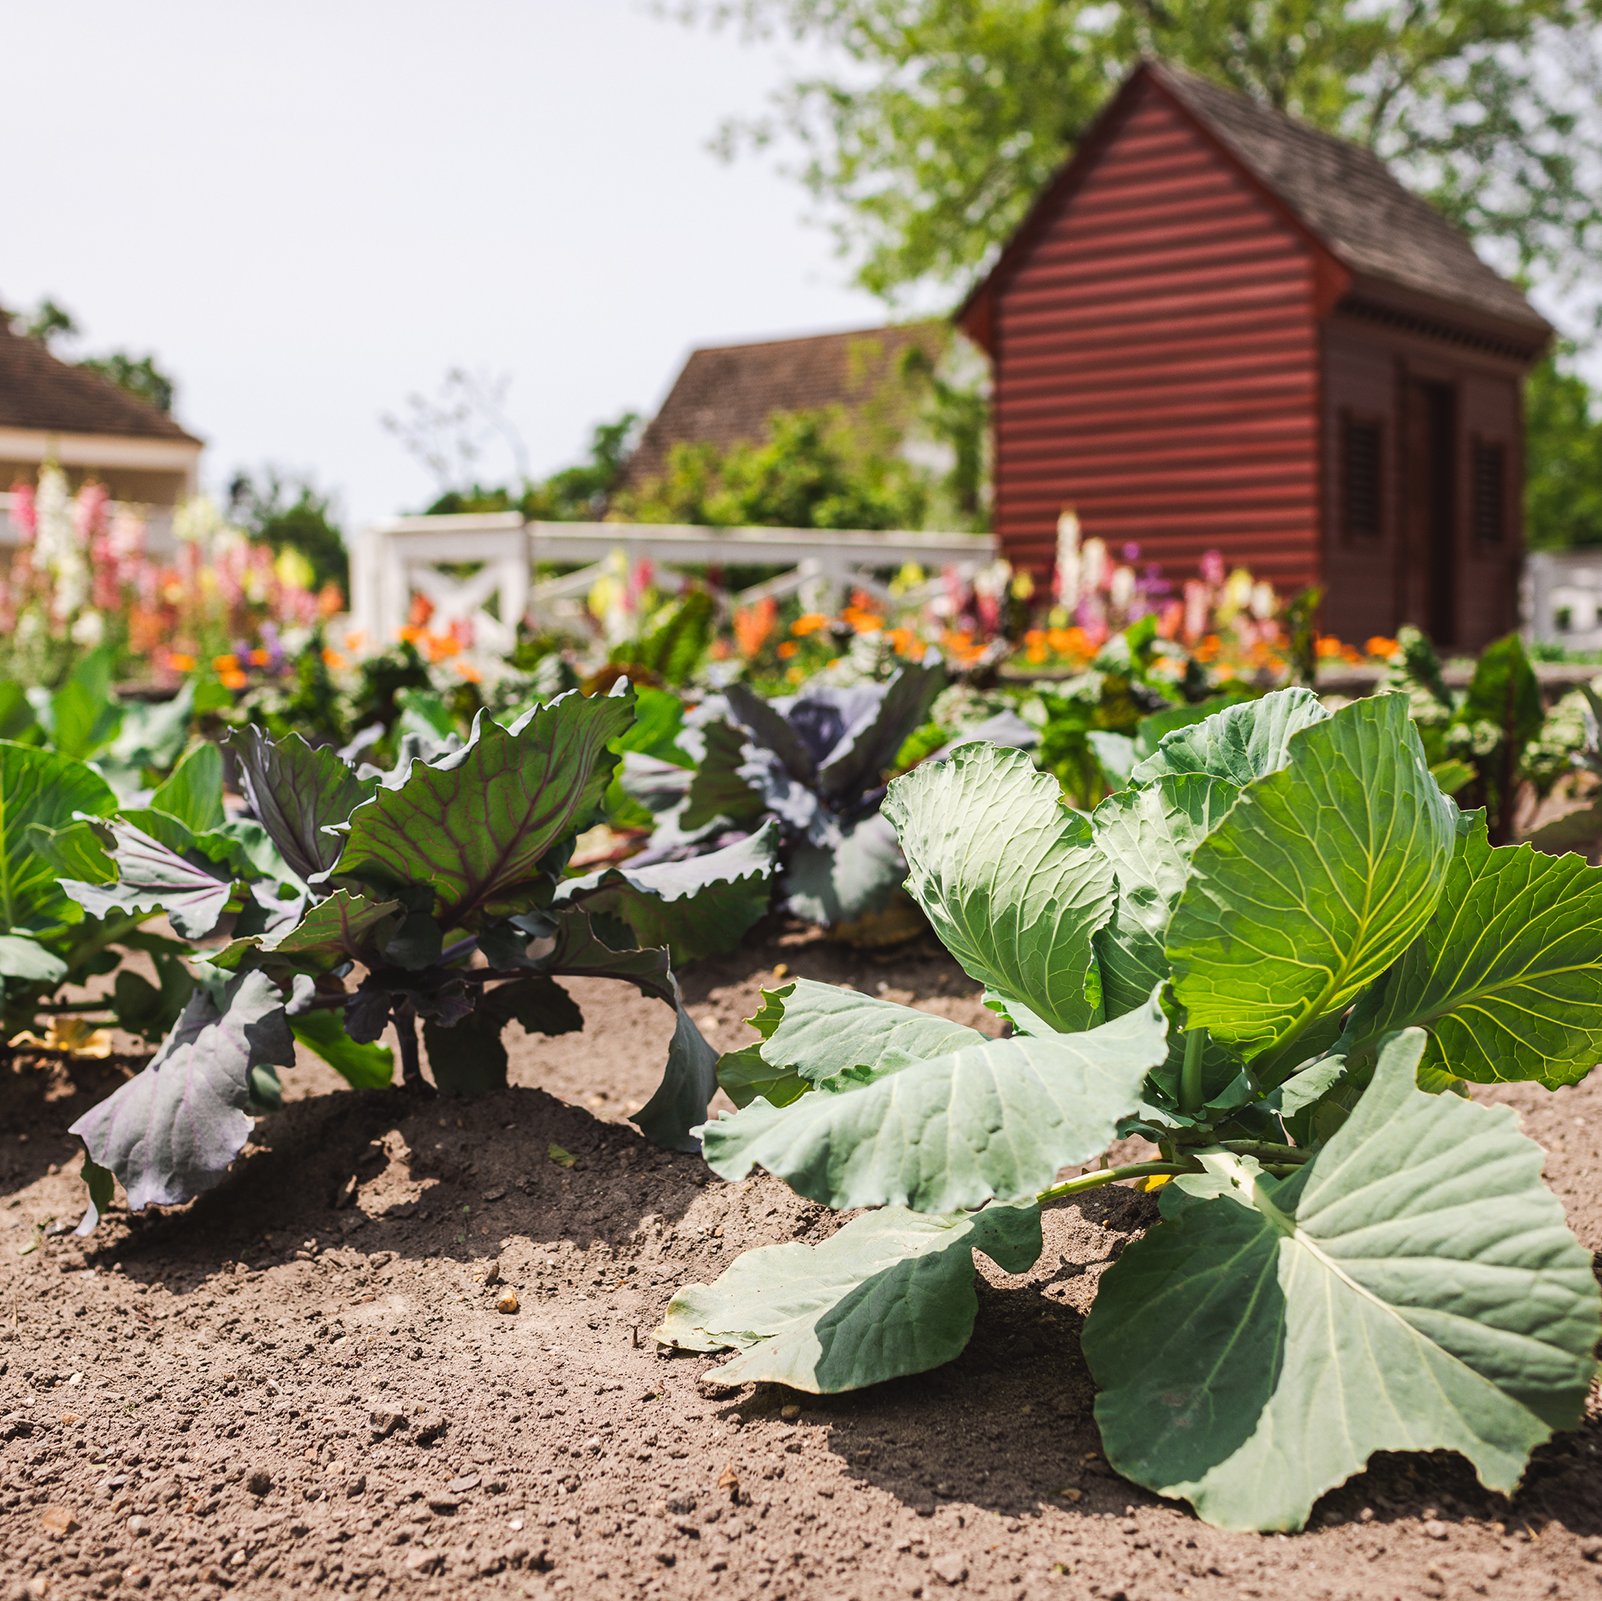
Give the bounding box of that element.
[1180,1026,1208,1115]
[394,999,425,1090]
[1035,1160,1196,1207]
[1219,1139,1312,1165]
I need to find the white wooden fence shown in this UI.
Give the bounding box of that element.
[349,514,998,653]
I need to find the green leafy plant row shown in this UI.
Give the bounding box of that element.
[64,684,778,1227]
[659,688,1602,1533]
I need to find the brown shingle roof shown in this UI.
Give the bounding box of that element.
[0,320,200,443]
[621,323,943,492]
[961,61,1549,350]
[1148,62,1549,339]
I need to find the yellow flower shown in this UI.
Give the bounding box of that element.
[10,1018,114,1058]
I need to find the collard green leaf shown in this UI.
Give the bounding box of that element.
[1083,1031,1601,1532]
[64,819,238,941]
[291,1009,394,1091]
[150,741,226,834]
[70,970,296,1212]
[229,726,377,885]
[45,647,122,761]
[556,822,778,963]
[214,889,405,975]
[679,719,766,833]
[0,934,68,984]
[1129,686,1328,787]
[0,741,118,933]
[1091,774,1238,1018]
[1166,694,1455,1071]
[27,819,114,884]
[782,811,904,927]
[723,683,820,785]
[533,909,719,1151]
[658,1202,1042,1392]
[739,978,988,1087]
[1344,812,1602,1088]
[814,661,943,803]
[334,691,633,927]
[700,992,1169,1214]
[885,742,1115,1034]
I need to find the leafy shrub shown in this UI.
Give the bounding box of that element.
[659,688,1602,1532]
[65,684,777,1227]
[621,661,950,927]
[1388,626,1584,843]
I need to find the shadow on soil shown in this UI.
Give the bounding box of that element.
[82,1082,708,1293]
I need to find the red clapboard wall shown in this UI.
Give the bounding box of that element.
[971,74,1328,593]
[959,61,1551,648]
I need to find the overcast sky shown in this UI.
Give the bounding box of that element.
[3,0,878,524]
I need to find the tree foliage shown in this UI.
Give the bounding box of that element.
[685,0,1602,307]
[1526,352,1602,549]
[11,297,178,413]
[613,406,933,530]
[228,468,349,590]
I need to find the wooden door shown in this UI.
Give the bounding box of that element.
[1400,378,1458,646]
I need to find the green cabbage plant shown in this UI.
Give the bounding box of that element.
[66,684,776,1228]
[659,688,1602,1533]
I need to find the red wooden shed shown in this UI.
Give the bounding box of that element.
[957,60,1552,649]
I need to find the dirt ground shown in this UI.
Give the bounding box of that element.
[5,924,1602,1601]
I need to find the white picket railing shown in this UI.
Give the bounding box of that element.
[349,514,998,652]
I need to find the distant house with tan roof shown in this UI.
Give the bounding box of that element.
[0,316,202,512]
[618,322,963,502]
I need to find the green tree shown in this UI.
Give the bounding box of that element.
[687,0,1602,304]
[1526,355,1602,549]
[11,297,178,413]
[417,411,642,521]
[228,468,348,590]
[615,406,930,529]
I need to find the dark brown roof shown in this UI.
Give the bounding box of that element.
[1149,62,1549,340]
[962,61,1549,349]
[621,323,943,492]
[0,320,200,443]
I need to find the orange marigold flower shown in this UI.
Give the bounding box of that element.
[247,648,271,667]
[166,651,197,673]
[1364,635,1400,659]
[220,669,249,691]
[791,613,829,637]
[777,641,799,660]
[344,628,367,652]
[1316,634,1346,659]
[455,660,483,684]
[322,648,348,671]
[885,626,920,658]
[212,653,240,673]
[398,624,423,645]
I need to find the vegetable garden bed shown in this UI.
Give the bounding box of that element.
[5,922,1601,1600]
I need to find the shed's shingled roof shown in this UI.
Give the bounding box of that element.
[0,320,200,443]
[961,61,1549,348]
[1148,61,1548,338]
[621,323,942,492]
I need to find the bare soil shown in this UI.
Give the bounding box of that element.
[4,924,1602,1600]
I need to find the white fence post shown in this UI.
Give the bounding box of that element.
[349,515,998,650]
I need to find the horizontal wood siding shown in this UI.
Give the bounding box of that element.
[991,79,1323,593]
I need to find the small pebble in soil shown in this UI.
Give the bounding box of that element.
[246,1471,272,1498]
[497,1290,520,1314]
[126,1515,151,1537]
[931,1553,968,1586]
